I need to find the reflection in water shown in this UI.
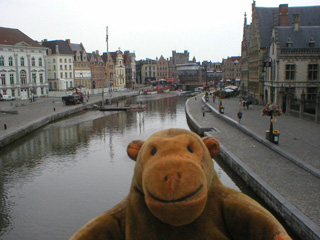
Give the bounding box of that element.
[0,94,240,240]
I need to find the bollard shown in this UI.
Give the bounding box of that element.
[53,108,56,111]
[4,124,7,130]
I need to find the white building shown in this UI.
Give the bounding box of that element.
[41,40,74,91]
[110,49,126,88]
[0,27,48,99]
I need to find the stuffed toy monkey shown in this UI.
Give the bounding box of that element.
[70,128,291,240]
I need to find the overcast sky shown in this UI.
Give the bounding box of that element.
[1,0,319,62]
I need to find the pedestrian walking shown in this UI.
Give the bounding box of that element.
[237,110,243,123]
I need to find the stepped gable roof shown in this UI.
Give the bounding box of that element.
[109,52,117,62]
[277,26,320,48]
[101,52,108,63]
[256,5,320,48]
[101,52,115,63]
[0,27,42,47]
[230,56,241,62]
[87,52,94,62]
[89,51,103,63]
[41,40,73,54]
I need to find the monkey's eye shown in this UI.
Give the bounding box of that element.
[187,145,193,153]
[151,147,157,155]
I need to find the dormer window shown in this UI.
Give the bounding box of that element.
[286,37,293,48]
[309,37,316,48]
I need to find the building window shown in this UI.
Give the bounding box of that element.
[308,64,318,80]
[20,57,25,66]
[60,72,63,78]
[20,70,27,84]
[0,56,4,66]
[10,74,14,84]
[32,73,36,83]
[9,56,13,66]
[54,73,56,79]
[307,87,317,101]
[31,57,35,66]
[53,65,56,70]
[60,65,62,70]
[41,87,44,95]
[69,72,72,78]
[53,59,56,63]
[39,58,43,66]
[40,73,43,83]
[285,64,295,80]
[65,72,67,78]
[1,74,5,85]
[60,58,62,63]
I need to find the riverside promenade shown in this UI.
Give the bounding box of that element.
[0,90,139,148]
[186,93,320,240]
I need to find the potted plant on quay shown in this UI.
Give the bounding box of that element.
[261,102,281,144]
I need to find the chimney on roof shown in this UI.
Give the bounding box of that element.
[55,45,59,54]
[279,4,289,26]
[293,14,300,31]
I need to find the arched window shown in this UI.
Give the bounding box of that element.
[39,58,43,66]
[31,57,35,66]
[20,70,27,84]
[0,56,4,66]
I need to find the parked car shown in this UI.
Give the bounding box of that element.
[0,95,15,101]
[62,92,84,105]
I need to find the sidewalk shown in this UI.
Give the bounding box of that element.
[186,94,320,240]
[209,96,320,172]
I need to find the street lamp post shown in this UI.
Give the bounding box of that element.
[263,56,280,144]
[265,56,273,103]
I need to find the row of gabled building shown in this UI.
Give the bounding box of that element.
[0,27,136,99]
[42,39,136,92]
[241,2,320,121]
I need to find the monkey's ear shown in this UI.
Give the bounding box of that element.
[202,137,220,157]
[127,140,144,161]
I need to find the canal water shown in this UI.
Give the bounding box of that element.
[0,94,296,240]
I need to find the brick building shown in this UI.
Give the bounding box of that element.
[222,57,241,81]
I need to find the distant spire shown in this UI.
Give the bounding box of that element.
[244,12,247,25]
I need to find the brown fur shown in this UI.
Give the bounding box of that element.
[70,128,291,240]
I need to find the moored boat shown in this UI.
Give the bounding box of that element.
[146,90,157,95]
